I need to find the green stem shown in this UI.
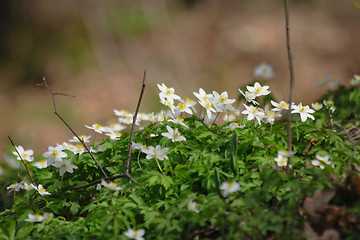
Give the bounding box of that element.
[155,158,163,173]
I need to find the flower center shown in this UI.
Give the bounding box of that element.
[51,151,58,158]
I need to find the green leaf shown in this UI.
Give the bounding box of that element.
[70,202,81,215]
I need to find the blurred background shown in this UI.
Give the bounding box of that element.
[1,0,359,156]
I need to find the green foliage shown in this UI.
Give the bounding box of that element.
[1,83,360,239]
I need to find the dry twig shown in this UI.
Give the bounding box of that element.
[8,136,46,203]
[39,77,108,178]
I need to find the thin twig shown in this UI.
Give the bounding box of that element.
[8,136,46,202]
[125,70,147,183]
[72,174,127,190]
[40,77,108,178]
[284,0,295,172]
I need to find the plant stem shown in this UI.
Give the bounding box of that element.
[284,0,295,172]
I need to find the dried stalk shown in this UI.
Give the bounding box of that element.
[39,77,108,178]
[8,136,46,202]
[284,0,295,171]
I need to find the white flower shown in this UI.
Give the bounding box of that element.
[254,62,274,79]
[278,150,296,158]
[224,123,245,131]
[157,83,181,105]
[33,160,48,169]
[19,181,34,191]
[311,154,331,169]
[85,123,105,133]
[291,103,315,122]
[220,181,240,198]
[311,102,323,111]
[69,135,91,143]
[124,228,145,240]
[241,104,265,125]
[246,82,271,97]
[43,212,54,220]
[274,154,289,167]
[101,180,124,191]
[25,213,45,222]
[174,101,193,116]
[132,142,147,151]
[4,154,20,169]
[223,114,236,122]
[32,184,51,196]
[238,89,259,105]
[114,109,131,117]
[7,182,22,192]
[270,100,289,112]
[193,88,213,102]
[188,199,200,213]
[263,105,280,125]
[350,74,360,86]
[43,145,67,166]
[105,130,122,139]
[52,160,78,176]
[198,99,216,119]
[212,91,235,112]
[168,116,189,129]
[161,126,186,142]
[12,146,34,162]
[142,145,169,161]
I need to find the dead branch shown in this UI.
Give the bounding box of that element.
[8,136,46,203]
[40,77,108,178]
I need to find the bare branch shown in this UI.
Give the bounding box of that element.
[284,0,295,172]
[125,70,147,183]
[40,77,108,178]
[8,136,46,202]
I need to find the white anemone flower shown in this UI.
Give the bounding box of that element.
[220,181,240,198]
[198,99,216,119]
[168,116,189,129]
[270,100,289,112]
[12,146,34,162]
[101,180,124,191]
[291,103,315,122]
[7,182,22,192]
[254,62,274,79]
[274,154,289,167]
[142,145,169,161]
[43,145,67,167]
[85,123,105,133]
[238,89,259,105]
[311,154,331,169]
[241,104,265,125]
[246,82,271,97]
[33,160,48,169]
[124,228,145,240]
[53,160,78,176]
[188,199,200,213]
[193,88,213,102]
[157,83,181,105]
[212,91,235,112]
[263,105,280,125]
[350,74,360,86]
[311,102,323,111]
[161,126,186,142]
[32,184,51,196]
[69,135,91,143]
[25,213,45,222]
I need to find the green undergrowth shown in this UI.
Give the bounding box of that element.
[0,83,360,240]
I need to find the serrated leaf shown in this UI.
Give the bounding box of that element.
[70,202,81,215]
